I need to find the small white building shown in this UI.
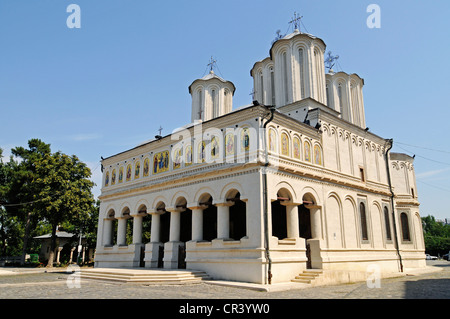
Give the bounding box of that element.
[94,27,426,284]
[34,230,87,264]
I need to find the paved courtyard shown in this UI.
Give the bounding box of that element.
[0,260,449,300]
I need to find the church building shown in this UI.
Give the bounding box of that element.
[94,22,426,284]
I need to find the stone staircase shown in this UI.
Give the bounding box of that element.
[291,269,323,284]
[80,268,210,284]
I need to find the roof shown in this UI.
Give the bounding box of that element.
[250,30,327,76]
[188,71,236,94]
[269,30,326,58]
[33,231,82,239]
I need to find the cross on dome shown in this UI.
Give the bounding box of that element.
[325,51,340,72]
[289,12,303,32]
[207,56,217,73]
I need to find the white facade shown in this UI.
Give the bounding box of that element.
[94,29,426,284]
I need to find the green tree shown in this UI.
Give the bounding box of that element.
[7,139,51,264]
[422,215,450,256]
[32,151,95,267]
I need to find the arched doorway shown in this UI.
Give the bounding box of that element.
[199,194,217,241]
[298,204,311,240]
[136,204,150,267]
[271,199,287,240]
[227,191,247,240]
[156,201,169,268]
[301,193,319,269]
[175,196,191,269]
[271,189,292,240]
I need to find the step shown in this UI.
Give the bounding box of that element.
[291,269,323,284]
[278,238,297,245]
[79,268,210,284]
[291,278,312,284]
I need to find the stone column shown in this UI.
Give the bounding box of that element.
[164,207,185,269]
[283,203,300,239]
[56,247,63,265]
[103,219,113,246]
[131,214,144,244]
[82,247,86,263]
[190,206,205,241]
[216,202,234,239]
[309,205,322,239]
[150,213,161,243]
[168,209,182,242]
[117,217,127,246]
[145,211,163,268]
[69,247,76,263]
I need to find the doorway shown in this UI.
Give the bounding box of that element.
[299,204,312,268]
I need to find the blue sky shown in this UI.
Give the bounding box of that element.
[1,1,449,219]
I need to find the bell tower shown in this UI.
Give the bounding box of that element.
[250,13,327,107]
[189,58,236,123]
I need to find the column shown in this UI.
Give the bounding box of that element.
[82,247,86,263]
[132,214,144,244]
[56,247,63,264]
[117,217,127,246]
[284,204,300,239]
[190,207,204,241]
[150,213,161,243]
[169,209,181,242]
[145,212,163,268]
[164,207,184,269]
[103,219,113,246]
[69,247,76,263]
[309,206,322,239]
[216,202,233,239]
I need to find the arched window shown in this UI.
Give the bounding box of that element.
[401,212,410,241]
[293,137,301,160]
[314,144,323,165]
[211,136,220,159]
[134,161,140,179]
[259,71,264,104]
[118,166,123,183]
[351,83,360,125]
[173,148,182,169]
[270,67,275,105]
[299,48,305,99]
[304,141,311,162]
[384,206,392,241]
[224,89,231,112]
[314,49,320,100]
[198,141,206,163]
[111,169,116,185]
[143,158,150,177]
[268,128,277,152]
[337,83,344,114]
[211,89,217,118]
[197,89,203,120]
[225,133,235,156]
[104,171,110,187]
[360,202,368,241]
[240,128,250,152]
[326,84,330,107]
[282,51,289,104]
[126,164,132,181]
[281,132,289,156]
[185,145,193,166]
